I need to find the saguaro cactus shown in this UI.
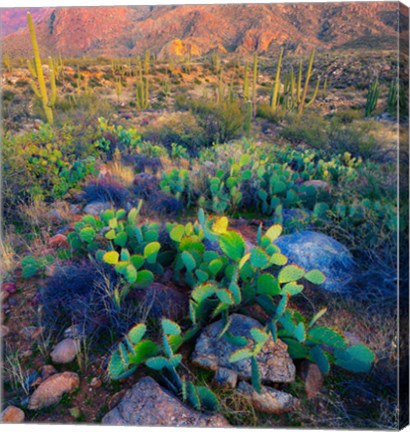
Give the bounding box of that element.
[136,65,149,110]
[298,48,315,114]
[270,48,284,112]
[365,77,380,117]
[27,12,55,124]
[243,61,250,100]
[252,52,258,116]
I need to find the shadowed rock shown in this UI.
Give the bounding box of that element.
[275,231,354,292]
[102,376,229,427]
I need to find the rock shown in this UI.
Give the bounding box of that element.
[48,234,69,249]
[131,283,188,321]
[102,376,229,426]
[28,372,80,410]
[275,231,355,292]
[300,361,323,400]
[40,365,57,380]
[2,282,17,294]
[1,325,10,337]
[192,314,296,384]
[90,377,102,388]
[50,338,80,364]
[1,406,25,423]
[301,180,331,192]
[214,367,238,389]
[83,201,112,216]
[19,326,44,341]
[64,324,87,339]
[237,381,299,414]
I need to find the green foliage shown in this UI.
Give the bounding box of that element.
[365,77,380,117]
[21,255,54,278]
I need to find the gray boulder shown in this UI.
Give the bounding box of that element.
[102,376,229,427]
[192,314,295,384]
[275,230,354,292]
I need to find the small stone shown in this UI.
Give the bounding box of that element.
[48,234,69,249]
[1,325,10,337]
[237,381,299,414]
[300,361,323,400]
[69,407,82,419]
[2,282,17,294]
[1,406,25,423]
[84,201,112,216]
[301,180,331,192]
[21,350,33,358]
[64,324,87,339]
[90,377,102,388]
[50,338,80,364]
[28,372,80,410]
[214,368,238,389]
[19,326,44,341]
[40,365,57,380]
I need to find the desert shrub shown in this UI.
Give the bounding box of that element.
[3,125,96,216]
[327,120,390,161]
[81,178,129,207]
[143,112,207,153]
[38,261,133,337]
[126,154,163,174]
[279,112,328,148]
[332,108,364,124]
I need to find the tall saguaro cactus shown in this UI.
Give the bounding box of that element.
[270,48,284,112]
[252,52,258,116]
[298,48,315,114]
[27,12,55,124]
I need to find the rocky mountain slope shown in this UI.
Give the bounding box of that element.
[1,3,406,58]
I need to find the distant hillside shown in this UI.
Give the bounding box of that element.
[1,3,406,58]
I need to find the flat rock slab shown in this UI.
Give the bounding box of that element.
[192,314,296,384]
[50,338,80,364]
[102,376,229,427]
[275,230,354,292]
[237,381,299,414]
[28,372,80,410]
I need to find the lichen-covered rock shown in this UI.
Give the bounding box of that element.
[275,231,354,292]
[237,381,299,414]
[1,406,25,423]
[214,367,238,389]
[192,314,296,383]
[50,338,80,364]
[102,376,229,427]
[28,372,80,410]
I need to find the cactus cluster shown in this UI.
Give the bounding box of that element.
[270,48,322,114]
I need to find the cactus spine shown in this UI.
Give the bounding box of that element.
[270,48,284,112]
[27,12,54,124]
[365,77,380,117]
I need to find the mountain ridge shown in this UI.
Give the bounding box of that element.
[1,3,405,58]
